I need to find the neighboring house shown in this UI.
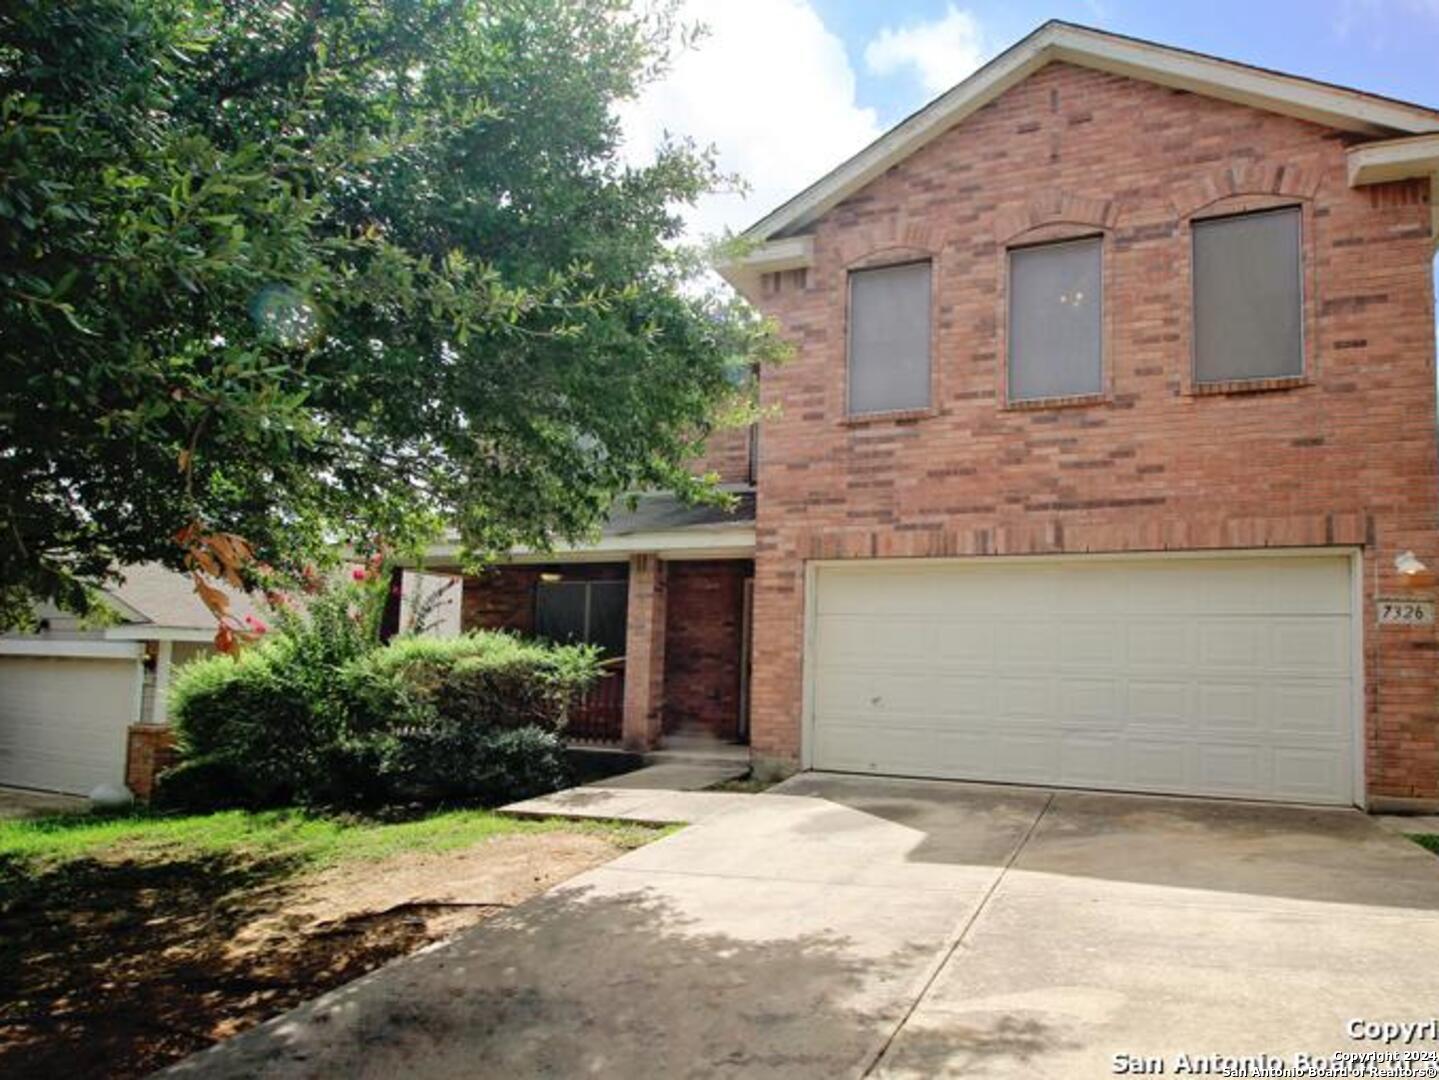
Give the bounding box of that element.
[0,564,256,796]
[453,21,1439,812]
[0,564,464,799]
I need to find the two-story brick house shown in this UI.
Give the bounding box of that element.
[452,22,1439,812]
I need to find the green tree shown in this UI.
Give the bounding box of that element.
[0,0,774,618]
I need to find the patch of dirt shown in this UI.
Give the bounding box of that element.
[707,771,778,794]
[0,831,626,1080]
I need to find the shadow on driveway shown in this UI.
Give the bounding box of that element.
[167,880,966,1079]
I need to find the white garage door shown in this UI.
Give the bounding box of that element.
[0,654,141,795]
[810,554,1357,805]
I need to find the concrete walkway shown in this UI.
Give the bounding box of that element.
[168,775,1439,1079]
[501,767,755,824]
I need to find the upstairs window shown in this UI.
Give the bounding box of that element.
[535,579,628,657]
[1007,236,1104,403]
[1191,206,1303,385]
[847,261,931,415]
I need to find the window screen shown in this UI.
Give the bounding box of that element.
[586,581,628,656]
[1007,237,1103,402]
[847,261,931,415]
[535,582,587,646]
[1192,207,1303,384]
[536,580,629,657]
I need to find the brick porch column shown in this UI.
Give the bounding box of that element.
[621,553,667,751]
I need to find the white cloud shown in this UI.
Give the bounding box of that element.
[615,0,881,243]
[864,4,986,97]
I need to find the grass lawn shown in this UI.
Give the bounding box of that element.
[1410,833,1439,856]
[0,806,665,1080]
[0,804,656,871]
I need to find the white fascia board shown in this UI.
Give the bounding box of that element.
[741,21,1439,245]
[97,593,150,624]
[0,637,145,659]
[1346,133,1439,185]
[715,236,815,302]
[104,626,218,643]
[1045,25,1439,137]
[422,527,757,565]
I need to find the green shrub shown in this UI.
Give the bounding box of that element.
[167,640,325,807]
[151,756,253,812]
[360,632,601,732]
[165,578,596,811]
[389,724,570,804]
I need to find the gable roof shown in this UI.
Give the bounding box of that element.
[737,20,1439,249]
[104,562,266,634]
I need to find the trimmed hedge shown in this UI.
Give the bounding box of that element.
[159,627,599,811]
[357,633,600,731]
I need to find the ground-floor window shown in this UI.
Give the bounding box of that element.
[535,579,628,656]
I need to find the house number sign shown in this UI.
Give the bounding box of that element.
[1377,599,1435,626]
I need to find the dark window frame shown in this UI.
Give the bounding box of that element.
[1189,204,1306,388]
[1005,234,1106,406]
[845,258,934,417]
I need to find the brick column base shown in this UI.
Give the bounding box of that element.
[126,724,178,802]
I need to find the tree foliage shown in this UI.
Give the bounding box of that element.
[0,0,776,616]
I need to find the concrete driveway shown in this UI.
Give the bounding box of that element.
[169,774,1439,1079]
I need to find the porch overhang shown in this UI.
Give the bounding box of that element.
[421,489,757,567]
[423,526,756,565]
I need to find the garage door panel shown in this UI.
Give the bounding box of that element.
[1059,621,1124,667]
[816,670,992,719]
[1197,622,1266,669]
[1123,563,1209,611]
[991,732,1061,780]
[1058,677,1122,722]
[0,655,137,794]
[1052,572,1129,614]
[814,722,985,775]
[1269,682,1349,736]
[1126,680,1196,726]
[811,555,1355,805]
[1272,748,1348,801]
[1195,683,1263,732]
[1196,744,1268,795]
[1269,620,1350,672]
[1123,739,1193,789]
[931,624,997,665]
[993,621,1060,667]
[818,615,936,662]
[1126,621,1195,669]
[994,676,1056,719]
[1058,735,1124,786]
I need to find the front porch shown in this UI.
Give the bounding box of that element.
[459,555,753,752]
[427,491,757,754]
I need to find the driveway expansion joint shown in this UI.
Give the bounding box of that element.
[860,792,1055,1078]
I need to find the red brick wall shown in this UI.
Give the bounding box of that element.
[689,427,754,486]
[126,724,178,802]
[663,560,751,739]
[461,563,626,636]
[746,62,1439,802]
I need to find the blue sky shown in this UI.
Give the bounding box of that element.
[619,1,1438,242]
[814,1,1439,131]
